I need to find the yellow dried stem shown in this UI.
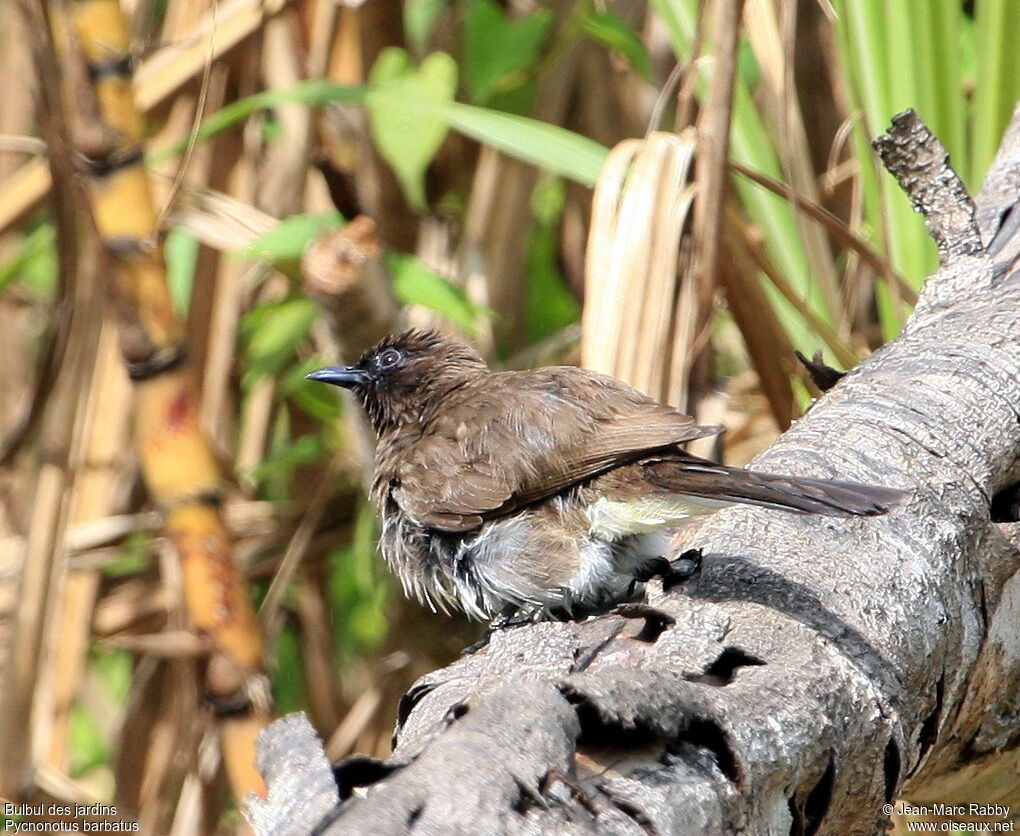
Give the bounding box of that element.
[166,504,263,675]
[134,371,222,500]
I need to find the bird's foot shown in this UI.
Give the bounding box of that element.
[632,548,703,593]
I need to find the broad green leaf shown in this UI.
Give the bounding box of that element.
[580,9,651,81]
[238,212,344,262]
[165,226,199,317]
[387,252,479,332]
[367,49,458,210]
[242,297,318,388]
[465,0,552,104]
[166,75,605,188]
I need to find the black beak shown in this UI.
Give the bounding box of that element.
[305,365,371,388]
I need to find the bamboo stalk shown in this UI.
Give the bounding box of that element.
[46,0,270,802]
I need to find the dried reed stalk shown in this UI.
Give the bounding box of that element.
[0,0,104,796]
[743,0,844,335]
[582,132,696,405]
[40,326,131,775]
[684,0,744,408]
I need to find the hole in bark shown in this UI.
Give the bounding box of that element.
[917,676,944,765]
[991,482,1020,522]
[397,681,438,728]
[693,647,766,686]
[605,794,656,835]
[333,755,397,800]
[613,603,676,642]
[444,702,469,725]
[670,719,740,784]
[511,778,546,815]
[407,804,424,826]
[802,758,835,835]
[571,699,659,751]
[883,738,901,803]
[565,689,741,787]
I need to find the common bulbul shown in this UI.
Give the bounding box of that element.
[308,329,904,619]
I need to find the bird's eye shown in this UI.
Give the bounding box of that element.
[376,348,403,370]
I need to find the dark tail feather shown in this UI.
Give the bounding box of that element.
[644,456,907,516]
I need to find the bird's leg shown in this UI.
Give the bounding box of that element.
[462,602,547,654]
[492,602,547,629]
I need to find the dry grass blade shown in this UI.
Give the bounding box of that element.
[743,0,844,334]
[728,160,918,306]
[582,132,696,404]
[42,327,131,776]
[684,0,745,409]
[41,0,271,804]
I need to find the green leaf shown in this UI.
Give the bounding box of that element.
[160,74,605,189]
[271,626,307,715]
[367,49,458,210]
[464,0,552,104]
[526,177,579,343]
[0,223,57,299]
[165,226,199,317]
[250,434,324,482]
[388,252,480,332]
[405,0,449,54]
[580,9,651,81]
[280,356,343,424]
[438,101,608,186]
[69,704,109,777]
[102,531,153,578]
[150,80,366,163]
[237,212,344,262]
[242,297,318,388]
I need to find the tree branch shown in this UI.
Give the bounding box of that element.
[246,106,1020,835]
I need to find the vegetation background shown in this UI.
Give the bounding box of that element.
[0,0,1016,832]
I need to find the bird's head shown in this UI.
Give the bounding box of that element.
[306,329,488,435]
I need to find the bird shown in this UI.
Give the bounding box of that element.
[307,329,905,620]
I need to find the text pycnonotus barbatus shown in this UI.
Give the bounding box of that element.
[308,329,904,618]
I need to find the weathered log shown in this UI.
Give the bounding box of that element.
[246,106,1020,835]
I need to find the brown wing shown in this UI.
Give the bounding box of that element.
[390,367,719,532]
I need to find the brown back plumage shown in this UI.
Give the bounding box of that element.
[334,330,903,533]
[384,364,719,531]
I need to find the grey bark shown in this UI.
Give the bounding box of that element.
[244,107,1020,835]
